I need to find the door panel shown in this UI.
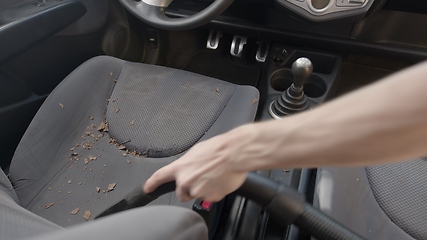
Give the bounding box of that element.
[0,0,143,169]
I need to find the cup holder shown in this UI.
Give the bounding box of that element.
[270,69,327,98]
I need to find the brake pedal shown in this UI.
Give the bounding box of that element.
[206,30,223,50]
[230,35,247,57]
[256,41,270,63]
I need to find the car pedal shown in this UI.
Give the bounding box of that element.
[230,35,247,57]
[206,30,223,50]
[256,41,270,63]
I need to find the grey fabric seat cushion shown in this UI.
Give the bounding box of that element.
[107,62,237,158]
[0,189,62,240]
[366,159,427,240]
[8,56,259,227]
[0,168,207,240]
[23,206,207,240]
[314,165,418,240]
[0,169,62,240]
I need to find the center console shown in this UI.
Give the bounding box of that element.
[222,40,341,240]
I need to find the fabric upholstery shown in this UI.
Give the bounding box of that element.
[1,170,207,240]
[107,62,236,158]
[0,168,62,240]
[7,56,259,228]
[314,166,416,240]
[26,206,208,240]
[366,159,427,239]
[0,166,18,203]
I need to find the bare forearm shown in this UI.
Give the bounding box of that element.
[230,61,427,170]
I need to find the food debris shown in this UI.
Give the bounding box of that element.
[130,150,137,156]
[70,147,75,151]
[96,187,100,193]
[112,98,118,102]
[59,103,64,109]
[98,121,108,132]
[215,88,219,93]
[79,182,83,185]
[89,155,97,161]
[130,120,135,125]
[84,158,89,165]
[83,210,91,221]
[82,143,93,150]
[67,179,73,184]
[252,98,258,104]
[108,138,117,145]
[48,187,52,190]
[71,152,78,156]
[118,145,126,150]
[126,160,131,164]
[88,116,94,120]
[109,72,113,76]
[71,208,79,215]
[115,107,120,113]
[107,183,117,192]
[45,203,54,209]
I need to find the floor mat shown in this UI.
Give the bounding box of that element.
[184,50,260,87]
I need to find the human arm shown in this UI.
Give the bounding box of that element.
[144,61,427,201]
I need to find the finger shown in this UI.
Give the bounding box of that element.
[176,187,194,202]
[143,165,176,193]
[188,181,220,202]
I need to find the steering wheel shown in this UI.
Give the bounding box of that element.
[117,0,234,30]
[97,173,367,240]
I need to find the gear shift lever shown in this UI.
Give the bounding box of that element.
[269,57,313,119]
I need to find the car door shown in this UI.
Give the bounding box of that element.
[0,0,144,169]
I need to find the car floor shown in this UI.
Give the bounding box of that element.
[163,30,262,87]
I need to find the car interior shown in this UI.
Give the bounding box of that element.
[1,0,427,239]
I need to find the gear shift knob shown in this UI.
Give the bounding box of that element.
[291,57,313,89]
[269,57,313,119]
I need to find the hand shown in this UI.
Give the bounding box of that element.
[144,128,251,202]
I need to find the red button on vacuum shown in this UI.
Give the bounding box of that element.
[201,201,213,210]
